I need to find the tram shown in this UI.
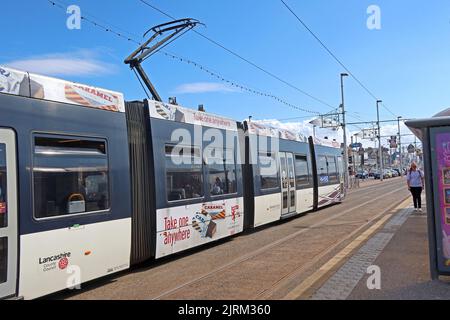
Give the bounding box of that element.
[0,66,344,299]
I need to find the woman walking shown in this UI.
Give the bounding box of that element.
[406,162,424,212]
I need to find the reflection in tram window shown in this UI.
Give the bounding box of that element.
[207,150,237,196]
[295,155,309,188]
[327,156,339,184]
[0,237,6,284]
[259,152,279,190]
[287,154,295,188]
[33,136,110,219]
[165,145,203,202]
[317,156,329,185]
[0,143,7,228]
[337,156,344,176]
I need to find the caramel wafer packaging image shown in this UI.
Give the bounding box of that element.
[206,221,217,238]
[203,203,227,220]
[63,84,120,111]
[192,211,213,238]
[28,73,125,112]
[153,102,172,120]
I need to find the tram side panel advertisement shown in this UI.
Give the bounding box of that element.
[433,129,450,272]
[0,65,125,112]
[155,198,244,258]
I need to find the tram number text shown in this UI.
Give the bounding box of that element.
[222,304,271,317]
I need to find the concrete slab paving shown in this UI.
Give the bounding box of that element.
[347,206,450,300]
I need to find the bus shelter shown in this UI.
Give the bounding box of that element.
[406,115,450,279]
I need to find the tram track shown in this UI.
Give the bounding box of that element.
[152,180,407,300]
[57,179,407,300]
[255,193,410,299]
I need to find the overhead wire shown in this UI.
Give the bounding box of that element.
[280,0,398,118]
[137,0,337,112]
[46,0,326,115]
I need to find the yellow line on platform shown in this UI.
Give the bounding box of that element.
[282,197,411,300]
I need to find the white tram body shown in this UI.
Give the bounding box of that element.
[0,66,344,300]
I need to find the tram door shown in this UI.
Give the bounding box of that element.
[280,152,296,215]
[0,129,18,299]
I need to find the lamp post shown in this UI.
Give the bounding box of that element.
[355,132,362,171]
[397,116,403,176]
[351,135,357,175]
[341,73,350,189]
[376,100,383,181]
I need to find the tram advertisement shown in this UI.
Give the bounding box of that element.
[434,132,450,268]
[155,198,244,258]
[0,66,125,112]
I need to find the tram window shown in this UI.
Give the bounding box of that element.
[165,145,204,202]
[0,144,7,228]
[295,155,309,188]
[0,237,6,284]
[327,156,339,184]
[259,152,279,190]
[317,155,329,185]
[207,149,237,196]
[33,136,110,219]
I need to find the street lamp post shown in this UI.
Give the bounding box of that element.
[351,135,356,176]
[355,133,361,171]
[397,116,403,176]
[376,100,383,182]
[341,73,350,189]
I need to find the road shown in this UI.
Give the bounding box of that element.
[53,177,409,300]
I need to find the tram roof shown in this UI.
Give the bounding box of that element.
[0,65,125,112]
[147,100,239,132]
[246,120,308,143]
[246,120,340,148]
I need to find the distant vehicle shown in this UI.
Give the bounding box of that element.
[356,170,369,179]
[392,168,401,176]
[373,170,381,179]
[374,170,390,179]
[384,169,393,178]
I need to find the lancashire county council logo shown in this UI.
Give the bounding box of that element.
[58,257,69,270]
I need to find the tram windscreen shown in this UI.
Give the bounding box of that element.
[0,143,7,228]
[33,136,110,219]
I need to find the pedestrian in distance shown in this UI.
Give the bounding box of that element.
[406,162,424,212]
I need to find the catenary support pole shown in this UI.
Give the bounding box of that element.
[377,100,383,181]
[340,73,350,189]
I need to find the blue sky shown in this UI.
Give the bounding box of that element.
[2,0,450,145]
